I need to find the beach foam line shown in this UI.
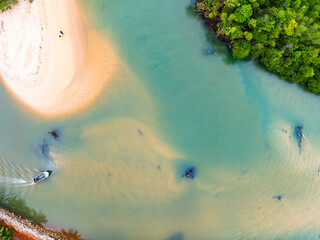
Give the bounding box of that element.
[0,0,119,117]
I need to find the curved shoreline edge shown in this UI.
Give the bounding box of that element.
[0,0,119,117]
[0,0,118,238]
[0,207,70,240]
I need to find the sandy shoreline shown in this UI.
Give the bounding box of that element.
[0,207,71,240]
[0,0,119,238]
[0,0,119,117]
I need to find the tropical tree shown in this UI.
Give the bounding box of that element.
[197,0,320,93]
[0,225,13,240]
[0,0,17,12]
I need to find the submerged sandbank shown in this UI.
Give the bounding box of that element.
[0,0,119,117]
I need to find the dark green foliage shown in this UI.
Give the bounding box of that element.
[0,0,17,12]
[0,189,47,225]
[61,229,84,240]
[234,4,253,22]
[0,225,13,240]
[197,0,320,93]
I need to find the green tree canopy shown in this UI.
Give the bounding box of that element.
[0,0,17,12]
[197,0,320,93]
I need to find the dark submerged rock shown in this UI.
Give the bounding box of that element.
[167,232,184,240]
[137,129,143,136]
[295,126,303,142]
[295,125,305,154]
[48,130,59,139]
[182,167,196,179]
[273,195,282,201]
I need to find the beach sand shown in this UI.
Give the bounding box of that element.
[0,0,119,117]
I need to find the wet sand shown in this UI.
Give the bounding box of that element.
[0,0,119,117]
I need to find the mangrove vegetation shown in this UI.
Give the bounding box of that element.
[0,225,13,240]
[0,0,16,12]
[197,0,320,93]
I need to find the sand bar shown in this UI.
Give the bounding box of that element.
[0,0,119,117]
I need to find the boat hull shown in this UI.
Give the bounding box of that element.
[33,171,51,183]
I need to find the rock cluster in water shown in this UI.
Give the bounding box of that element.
[48,130,59,139]
[182,167,196,179]
[273,195,282,201]
[296,126,303,142]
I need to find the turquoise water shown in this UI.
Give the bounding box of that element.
[2,0,320,239]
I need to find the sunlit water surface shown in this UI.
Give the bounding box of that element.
[1,0,320,239]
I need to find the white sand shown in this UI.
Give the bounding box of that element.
[0,0,119,117]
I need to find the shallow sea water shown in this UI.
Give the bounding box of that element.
[1,0,320,239]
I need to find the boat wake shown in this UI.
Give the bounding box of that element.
[0,177,35,187]
[0,159,38,188]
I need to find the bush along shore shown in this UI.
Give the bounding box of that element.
[0,207,84,240]
[196,0,320,93]
[0,0,17,12]
[0,188,84,240]
[0,207,63,240]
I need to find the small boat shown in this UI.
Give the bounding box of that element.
[33,171,52,183]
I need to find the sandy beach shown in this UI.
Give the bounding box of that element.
[0,0,119,117]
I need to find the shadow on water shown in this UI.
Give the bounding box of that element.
[167,232,185,240]
[0,188,47,225]
[185,2,238,65]
[204,32,237,65]
[34,140,56,171]
[185,2,197,18]
[0,138,57,190]
[0,134,58,189]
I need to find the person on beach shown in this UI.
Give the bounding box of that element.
[59,30,64,38]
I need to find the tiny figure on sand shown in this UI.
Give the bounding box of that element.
[59,30,64,38]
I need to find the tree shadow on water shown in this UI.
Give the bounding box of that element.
[204,31,237,65]
[167,232,185,240]
[185,3,198,18]
[185,2,251,66]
